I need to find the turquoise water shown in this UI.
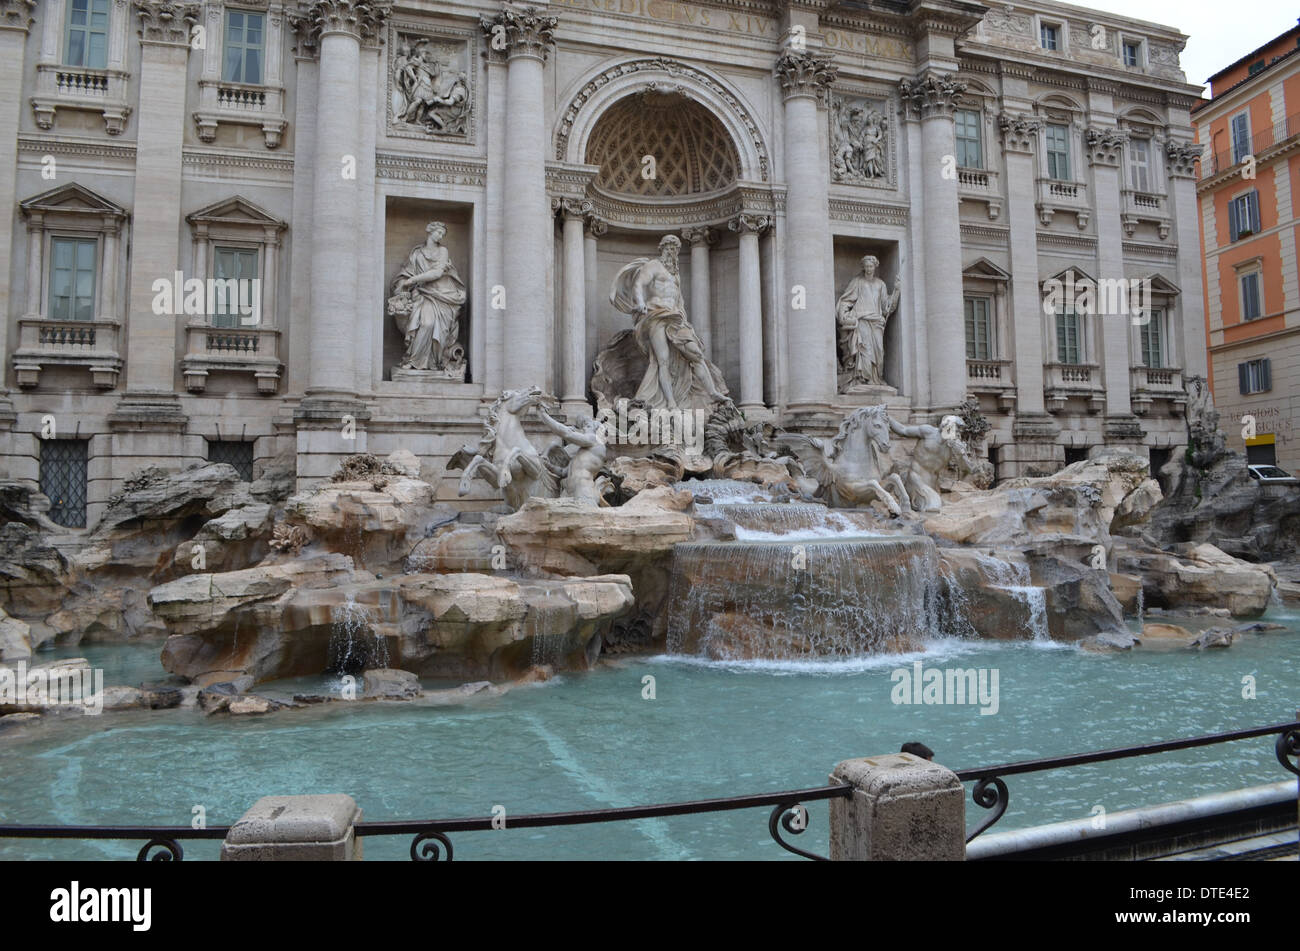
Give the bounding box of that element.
[2,607,1297,861]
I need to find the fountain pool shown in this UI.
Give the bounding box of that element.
[2,604,1297,861]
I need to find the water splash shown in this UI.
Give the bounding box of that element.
[326,594,389,674]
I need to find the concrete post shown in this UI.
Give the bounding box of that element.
[829,752,966,860]
[222,794,362,861]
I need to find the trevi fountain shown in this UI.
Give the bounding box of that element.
[1,237,1297,860]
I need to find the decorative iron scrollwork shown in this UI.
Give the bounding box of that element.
[767,801,827,861]
[136,838,183,861]
[966,776,1009,843]
[1277,727,1300,777]
[410,829,454,861]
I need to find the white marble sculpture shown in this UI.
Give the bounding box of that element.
[535,406,609,507]
[836,254,901,389]
[592,234,729,414]
[773,405,909,513]
[887,415,978,513]
[389,221,467,378]
[831,97,888,183]
[392,39,470,135]
[447,387,566,510]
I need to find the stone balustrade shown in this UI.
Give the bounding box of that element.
[11,317,123,388]
[1130,364,1186,416]
[957,166,1002,219]
[1044,362,1105,414]
[182,324,282,394]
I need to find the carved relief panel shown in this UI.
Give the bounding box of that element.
[829,91,896,190]
[387,23,475,143]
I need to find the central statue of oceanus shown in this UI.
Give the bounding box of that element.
[591,234,730,415]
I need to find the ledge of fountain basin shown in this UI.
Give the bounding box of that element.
[222,794,361,861]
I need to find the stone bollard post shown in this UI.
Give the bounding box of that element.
[221,794,362,861]
[829,753,966,860]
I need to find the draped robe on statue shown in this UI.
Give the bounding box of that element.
[395,244,466,370]
[608,258,728,410]
[836,273,899,387]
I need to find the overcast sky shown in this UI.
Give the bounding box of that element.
[1073,0,1298,93]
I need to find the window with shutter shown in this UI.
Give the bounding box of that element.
[1140,311,1163,368]
[1240,272,1262,320]
[1046,124,1071,180]
[1230,113,1251,164]
[49,236,98,321]
[1129,139,1151,192]
[964,297,992,359]
[212,247,259,328]
[1056,308,1081,364]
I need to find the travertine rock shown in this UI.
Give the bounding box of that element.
[1116,542,1276,618]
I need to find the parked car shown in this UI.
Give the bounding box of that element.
[1246,464,1299,485]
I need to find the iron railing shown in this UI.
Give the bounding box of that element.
[0,720,1295,861]
[1201,112,1300,178]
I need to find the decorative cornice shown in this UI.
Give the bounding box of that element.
[289,0,390,57]
[0,0,36,32]
[134,1,199,46]
[827,197,909,226]
[898,71,966,121]
[376,152,487,185]
[480,4,557,64]
[1084,127,1127,167]
[998,112,1041,153]
[774,50,837,105]
[1164,140,1200,179]
[727,213,770,236]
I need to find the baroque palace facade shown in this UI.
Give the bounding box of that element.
[0,0,1208,525]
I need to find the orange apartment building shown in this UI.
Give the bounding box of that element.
[1193,20,1300,472]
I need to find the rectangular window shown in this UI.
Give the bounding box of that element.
[65,0,109,69]
[1123,41,1141,67]
[964,297,992,360]
[955,109,983,169]
[222,10,265,85]
[49,236,97,321]
[1238,358,1271,394]
[1129,138,1151,192]
[1247,60,1266,76]
[1045,123,1071,180]
[1056,308,1081,364]
[207,440,255,482]
[1040,24,1059,51]
[1140,310,1164,368]
[1230,112,1251,164]
[1229,190,1261,241]
[40,439,89,529]
[1240,272,1262,320]
[211,246,258,327]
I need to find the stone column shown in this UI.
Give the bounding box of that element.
[729,214,770,413]
[999,114,1046,418]
[583,214,606,396]
[222,794,362,861]
[829,753,966,860]
[775,51,837,416]
[556,197,592,418]
[1165,141,1208,379]
[482,4,557,392]
[112,1,200,431]
[481,42,509,397]
[682,226,715,360]
[901,72,968,414]
[1086,127,1133,422]
[0,0,34,420]
[289,1,389,487]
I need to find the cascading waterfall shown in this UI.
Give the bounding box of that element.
[974,551,1050,641]
[666,535,943,660]
[326,594,389,674]
[527,588,570,669]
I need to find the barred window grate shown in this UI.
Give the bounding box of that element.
[41,439,89,529]
[207,440,255,482]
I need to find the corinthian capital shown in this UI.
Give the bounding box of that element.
[774,50,837,104]
[289,0,391,56]
[1164,140,1201,179]
[1084,127,1127,167]
[481,4,558,64]
[898,71,966,121]
[553,197,594,220]
[997,112,1041,153]
[728,214,771,236]
[134,1,199,46]
[0,0,36,33]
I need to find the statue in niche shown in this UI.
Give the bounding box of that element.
[836,254,901,390]
[592,234,730,415]
[388,221,467,379]
[392,38,470,136]
[831,97,888,183]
